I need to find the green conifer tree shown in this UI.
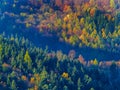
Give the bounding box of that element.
[11,80,17,90]
[24,50,32,70]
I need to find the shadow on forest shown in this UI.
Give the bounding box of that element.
[0,0,120,61]
[0,26,120,61]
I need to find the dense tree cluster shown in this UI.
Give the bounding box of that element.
[0,34,120,90]
[28,0,120,52]
[0,1,120,90]
[1,0,120,53]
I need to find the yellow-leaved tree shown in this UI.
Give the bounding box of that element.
[24,50,32,70]
[93,58,98,65]
[110,0,115,8]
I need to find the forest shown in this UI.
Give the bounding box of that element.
[0,0,120,90]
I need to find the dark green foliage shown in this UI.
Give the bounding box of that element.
[11,80,17,90]
[0,33,119,90]
[0,1,120,90]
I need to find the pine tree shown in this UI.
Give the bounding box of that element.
[24,50,32,70]
[63,85,68,90]
[93,58,98,65]
[7,75,10,85]
[11,80,17,90]
[77,78,83,90]
[39,67,48,87]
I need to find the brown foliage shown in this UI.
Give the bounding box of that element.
[90,8,96,16]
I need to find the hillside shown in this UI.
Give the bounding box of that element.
[0,33,119,90]
[29,0,120,53]
[0,0,120,90]
[0,0,120,60]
